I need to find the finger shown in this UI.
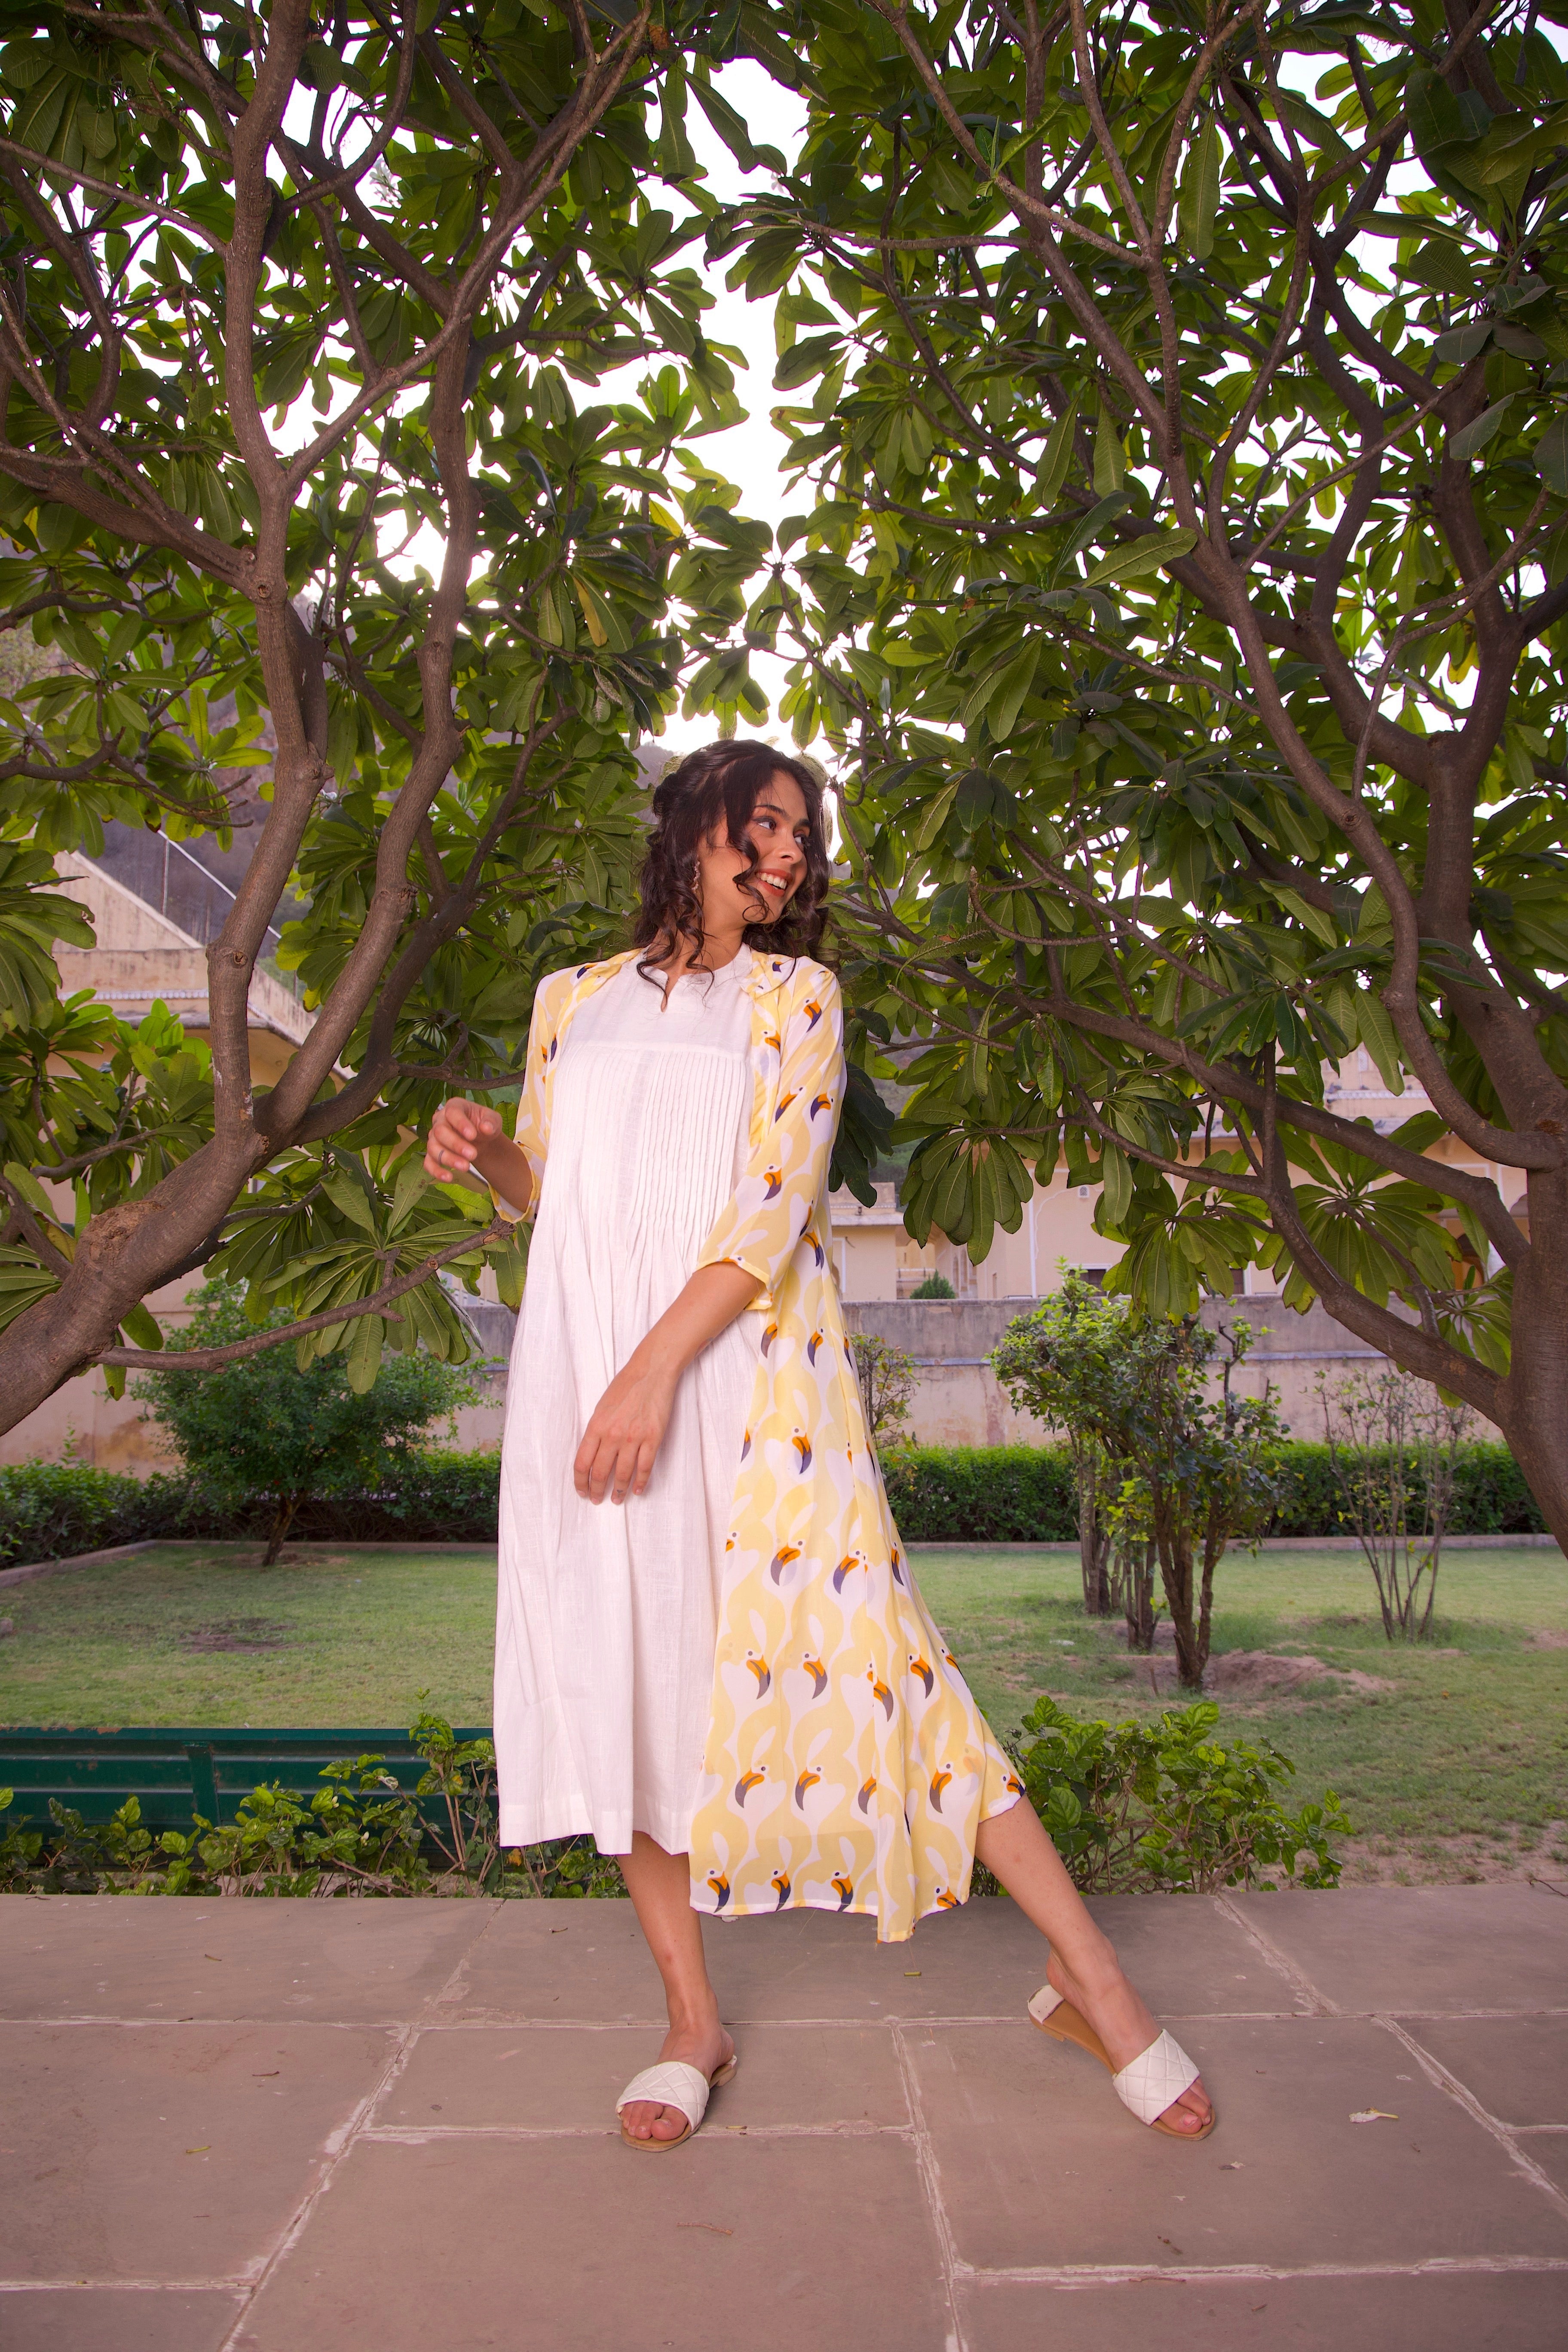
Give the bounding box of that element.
[610,1438,638,1504]
[629,1436,658,1496]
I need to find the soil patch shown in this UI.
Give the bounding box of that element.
[1131,1648,1397,1700]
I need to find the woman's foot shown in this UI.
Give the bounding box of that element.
[1044,1943,1213,2136]
[619,2011,735,2144]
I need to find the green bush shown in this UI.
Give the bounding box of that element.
[0,1460,216,1571]
[882,1445,1078,1540]
[134,1284,478,1562]
[1270,1442,1546,1538]
[1006,1697,1349,1893]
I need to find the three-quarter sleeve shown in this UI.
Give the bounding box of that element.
[490,965,572,1224]
[695,966,843,1308]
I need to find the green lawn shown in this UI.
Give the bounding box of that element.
[3,1539,1565,1880]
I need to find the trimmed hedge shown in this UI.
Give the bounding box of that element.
[884,1441,1547,1543]
[0,1451,505,1569]
[882,1445,1078,1541]
[0,1439,1548,1569]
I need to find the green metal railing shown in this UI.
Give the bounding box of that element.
[0,1725,490,1831]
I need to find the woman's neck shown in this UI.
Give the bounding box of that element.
[656,919,744,980]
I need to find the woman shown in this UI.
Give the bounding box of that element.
[423,740,1214,2152]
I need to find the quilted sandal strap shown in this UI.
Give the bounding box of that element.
[1111,2029,1200,2127]
[616,2060,712,2134]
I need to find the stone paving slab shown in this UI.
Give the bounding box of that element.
[1223,1883,1568,2015]
[2,1886,1565,2350]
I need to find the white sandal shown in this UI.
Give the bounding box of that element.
[616,2050,739,2152]
[1029,1983,1216,2141]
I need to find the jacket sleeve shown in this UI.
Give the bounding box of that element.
[695,966,844,1307]
[490,966,570,1224]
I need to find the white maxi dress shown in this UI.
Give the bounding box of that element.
[493,947,761,1856]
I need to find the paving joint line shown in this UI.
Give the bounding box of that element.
[214,1904,502,2351]
[890,2018,969,2352]
[1378,2013,1568,2222]
[361,2119,907,2142]
[959,2253,1568,2289]
[1212,1894,1339,2015]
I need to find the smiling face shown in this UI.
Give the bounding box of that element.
[696,768,812,937]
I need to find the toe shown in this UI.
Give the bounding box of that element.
[1161,2082,1212,2133]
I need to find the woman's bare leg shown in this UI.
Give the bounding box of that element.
[616,1832,734,2144]
[975,1800,1213,2134]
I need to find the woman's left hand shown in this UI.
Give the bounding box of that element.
[574,1360,678,1504]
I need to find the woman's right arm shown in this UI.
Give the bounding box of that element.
[421,969,564,1219]
[423,1099,533,1219]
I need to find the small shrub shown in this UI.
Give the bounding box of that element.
[134,1284,480,1562]
[849,1332,919,1449]
[1008,1697,1349,1893]
[909,1272,956,1298]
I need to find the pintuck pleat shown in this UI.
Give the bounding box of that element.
[494,952,760,1857]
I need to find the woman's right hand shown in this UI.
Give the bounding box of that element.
[423,1098,532,1216]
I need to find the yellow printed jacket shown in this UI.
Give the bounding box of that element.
[509,946,1018,1941]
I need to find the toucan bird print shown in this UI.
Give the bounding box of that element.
[832,1872,854,1911]
[771,1869,792,1908]
[909,1653,935,1698]
[707,1872,731,1911]
[744,1652,772,1698]
[734,1769,766,1807]
[794,1767,822,1809]
[791,1429,812,1473]
[800,1654,828,1699]
[857,1775,877,1814]
[769,1544,801,1585]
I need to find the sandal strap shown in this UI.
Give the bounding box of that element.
[1111,2029,1200,2126]
[616,2061,712,2132]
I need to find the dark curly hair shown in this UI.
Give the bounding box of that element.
[633,739,832,974]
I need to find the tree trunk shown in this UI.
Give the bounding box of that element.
[1076,1453,1113,1615]
[262,1497,298,1568]
[1158,1514,1206,1690]
[1122,1541,1158,1651]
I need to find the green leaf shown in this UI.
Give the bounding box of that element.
[1179,122,1221,261]
[1081,530,1197,588]
[1533,413,1568,497]
[1038,397,1079,504]
[346,1311,384,1393]
[1093,404,1125,497]
[914,779,961,851]
[1449,400,1512,463]
[3,1161,54,1219]
[119,1300,164,1351]
[983,645,1041,743]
